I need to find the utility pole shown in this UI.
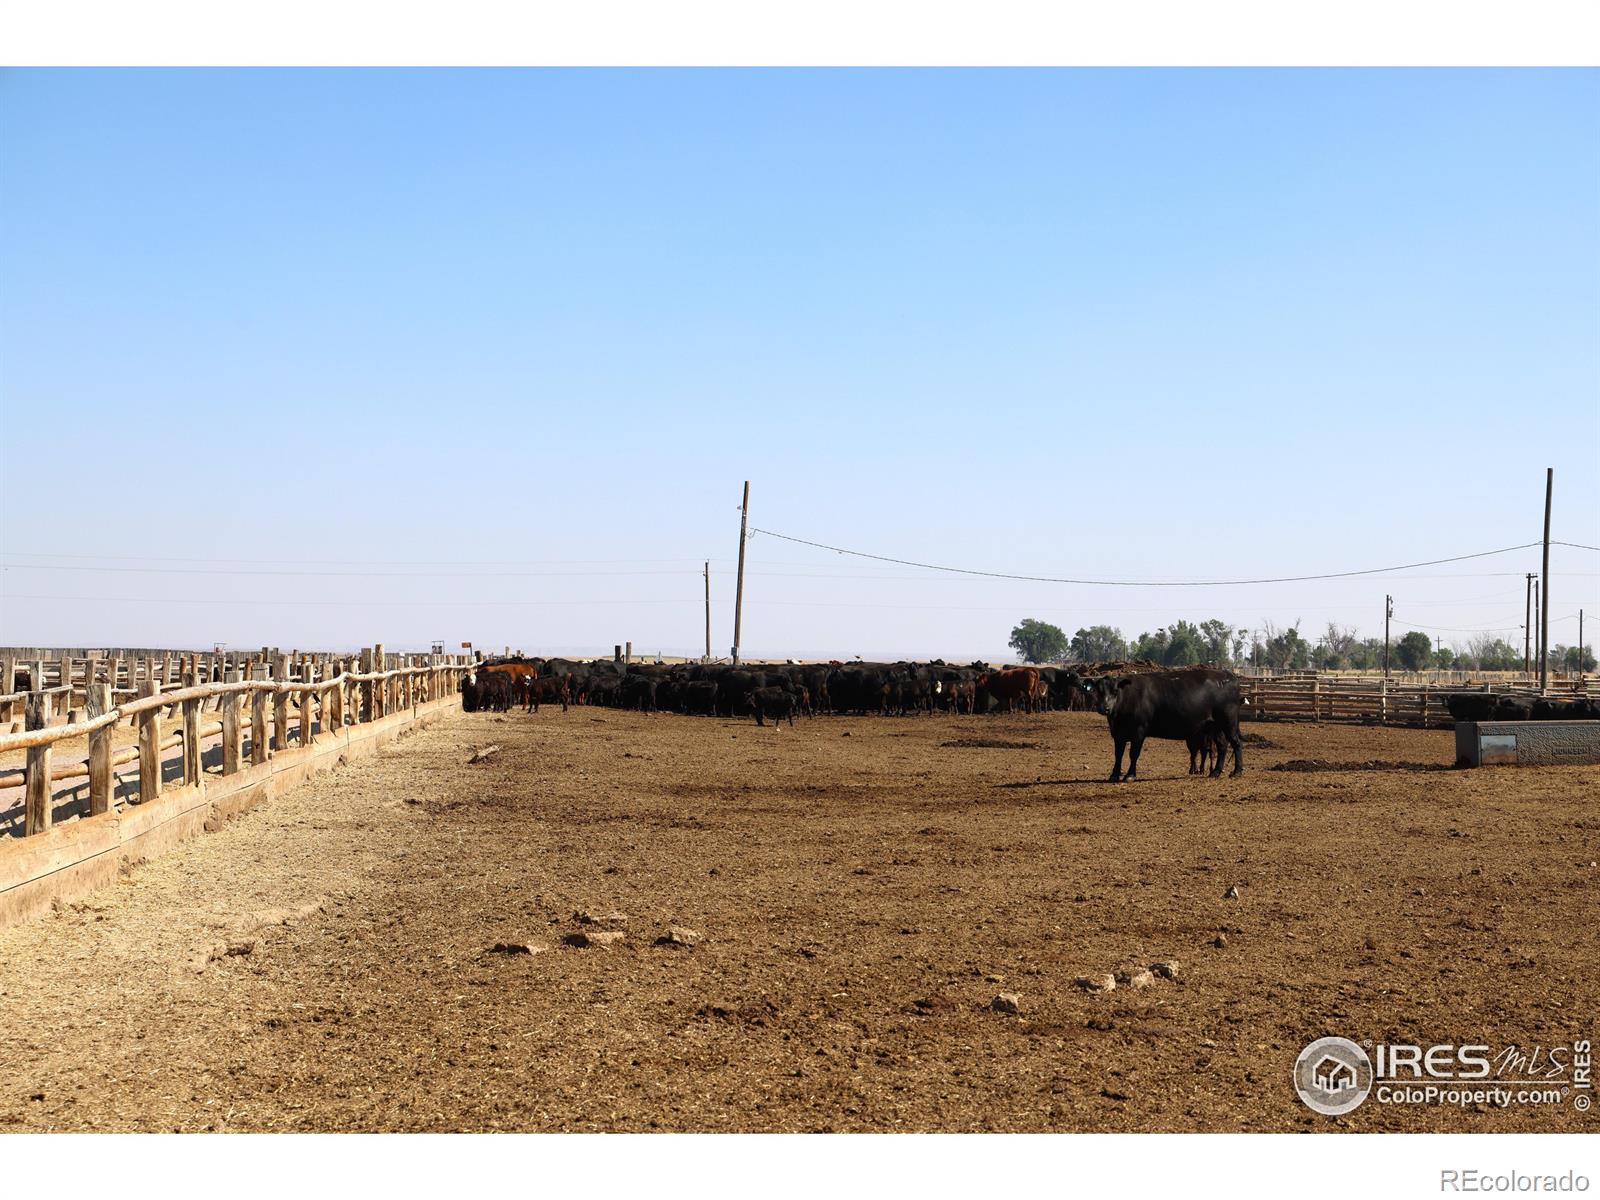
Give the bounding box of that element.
[1523,585,1536,681]
[1525,573,1535,675]
[1383,594,1393,680]
[1580,608,1585,678]
[1539,467,1552,692]
[703,561,712,661]
[732,481,750,666]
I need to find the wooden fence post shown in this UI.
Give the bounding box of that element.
[162,654,181,719]
[221,687,241,775]
[329,662,344,734]
[88,682,113,815]
[137,677,163,804]
[250,684,269,766]
[373,644,386,718]
[271,652,289,753]
[360,648,375,722]
[182,670,202,785]
[124,659,138,726]
[301,660,316,745]
[25,692,52,835]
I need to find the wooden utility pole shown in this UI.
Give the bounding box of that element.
[1383,594,1393,679]
[1539,467,1552,692]
[1533,580,1540,677]
[1580,608,1585,677]
[732,480,749,665]
[1525,573,1535,675]
[703,561,712,661]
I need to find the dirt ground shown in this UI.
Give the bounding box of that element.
[0,706,1595,1133]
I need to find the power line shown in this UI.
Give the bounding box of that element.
[0,592,702,609]
[0,551,709,567]
[748,528,1597,587]
[0,563,702,580]
[1394,612,1586,635]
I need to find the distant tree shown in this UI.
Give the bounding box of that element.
[1198,619,1236,664]
[1317,623,1358,670]
[1231,630,1248,663]
[1465,635,1521,671]
[1258,620,1309,670]
[1314,643,1345,671]
[1162,620,1204,666]
[1132,628,1169,662]
[1009,618,1069,664]
[1394,631,1433,671]
[1069,625,1128,663]
[1432,646,1458,670]
[1348,638,1383,671]
[1563,643,1597,672]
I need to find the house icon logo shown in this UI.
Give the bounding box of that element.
[1294,1037,1374,1115]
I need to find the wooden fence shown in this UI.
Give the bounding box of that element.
[0,647,475,839]
[0,647,414,728]
[1235,675,1587,730]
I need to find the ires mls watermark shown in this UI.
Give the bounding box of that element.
[1293,1036,1593,1116]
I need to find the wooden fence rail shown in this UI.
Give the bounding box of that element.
[1,650,475,838]
[1234,676,1587,730]
[0,647,444,725]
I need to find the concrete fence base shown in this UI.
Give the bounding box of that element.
[0,694,460,930]
[1454,720,1600,768]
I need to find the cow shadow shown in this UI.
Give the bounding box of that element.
[994,777,1113,788]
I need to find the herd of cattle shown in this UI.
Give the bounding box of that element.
[457,654,1599,782]
[460,658,1101,721]
[459,657,1252,780]
[1444,692,1600,722]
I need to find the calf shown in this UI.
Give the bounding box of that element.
[523,674,571,713]
[747,686,798,727]
[1185,720,1226,775]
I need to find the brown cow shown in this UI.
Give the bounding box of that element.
[977,667,1040,714]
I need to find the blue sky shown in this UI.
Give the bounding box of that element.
[1,68,1596,658]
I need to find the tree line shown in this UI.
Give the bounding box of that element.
[1007,618,1596,673]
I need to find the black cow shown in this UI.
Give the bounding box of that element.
[585,675,622,708]
[474,671,514,714]
[747,686,798,727]
[1185,721,1227,775]
[1445,693,1498,722]
[620,675,658,713]
[1085,668,1245,781]
[1493,695,1536,721]
[680,680,719,715]
[522,674,571,713]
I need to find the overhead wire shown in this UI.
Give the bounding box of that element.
[748,528,1599,587]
